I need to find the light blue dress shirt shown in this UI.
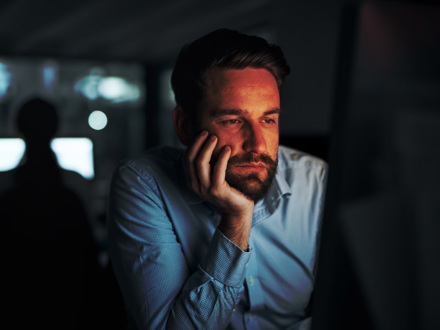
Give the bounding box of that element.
[108,145,327,330]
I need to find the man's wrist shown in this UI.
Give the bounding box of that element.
[218,210,253,251]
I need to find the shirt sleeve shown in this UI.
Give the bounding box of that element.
[107,161,251,329]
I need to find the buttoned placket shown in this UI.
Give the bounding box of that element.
[243,234,265,329]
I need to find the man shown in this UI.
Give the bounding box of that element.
[108,29,327,329]
[0,98,99,328]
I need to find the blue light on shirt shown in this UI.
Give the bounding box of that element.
[108,146,328,329]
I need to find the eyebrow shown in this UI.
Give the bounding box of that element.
[210,108,281,118]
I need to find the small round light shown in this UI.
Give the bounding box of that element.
[88,110,108,130]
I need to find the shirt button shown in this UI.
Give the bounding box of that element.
[245,262,249,268]
[249,276,254,285]
[247,314,253,322]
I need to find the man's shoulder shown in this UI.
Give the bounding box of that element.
[115,146,184,181]
[275,145,328,192]
[278,145,328,171]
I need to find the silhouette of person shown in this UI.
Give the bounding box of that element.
[0,98,100,329]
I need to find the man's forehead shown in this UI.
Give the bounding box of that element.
[202,68,280,100]
[208,108,281,118]
[204,67,276,85]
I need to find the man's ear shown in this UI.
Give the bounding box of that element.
[172,106,190,146]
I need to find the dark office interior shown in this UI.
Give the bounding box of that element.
[0,0,439,329]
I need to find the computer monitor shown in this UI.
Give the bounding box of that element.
[0,138,26,172]
[0,137,94,180]
[312,1,440,329]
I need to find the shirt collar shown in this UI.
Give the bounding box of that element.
[253,161,292,220]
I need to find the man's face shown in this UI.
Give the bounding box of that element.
[197,67,280,202]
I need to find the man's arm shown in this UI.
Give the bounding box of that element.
[183,130,254,250]
[108,131,254,329]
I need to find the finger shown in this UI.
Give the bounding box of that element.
[195,135,218,190]
[212,145,231,188]
[184,130,209,191]
[185,130,209,164]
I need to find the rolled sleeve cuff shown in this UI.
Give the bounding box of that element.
[200,229,252,287]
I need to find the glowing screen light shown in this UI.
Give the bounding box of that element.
[0,62,12,98]
[98,76,141,103]
[51,138,94,179]
[0,138,26,171]
[0,138,94,180]
[74,72,141,103]
[74,70,102,100]
[43,64,57,92]
[88,110,108,130]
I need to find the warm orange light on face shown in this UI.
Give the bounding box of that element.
[198,67,280,165]
[195,67,281,201]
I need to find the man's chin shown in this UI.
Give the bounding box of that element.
[226,173,273,203]
[225,155,278,202]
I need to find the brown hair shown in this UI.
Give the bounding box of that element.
[171,29,290,124]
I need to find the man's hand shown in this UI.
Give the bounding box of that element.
[184,130,254,250]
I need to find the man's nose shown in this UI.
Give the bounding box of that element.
[243,123,267,155]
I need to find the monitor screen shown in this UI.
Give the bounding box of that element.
[0,137,94,179]
[0,138,25,172]
[312,1,440,329]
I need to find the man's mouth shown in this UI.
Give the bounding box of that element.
[237,162,265,167]
[234,163,267,172]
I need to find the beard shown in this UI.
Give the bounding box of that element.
[225,153,278,203]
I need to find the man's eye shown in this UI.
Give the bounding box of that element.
[222,119,239,125]
[263,118,276,124]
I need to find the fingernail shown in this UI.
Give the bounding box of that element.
[210,135,217,142]
[201,130,208,136]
